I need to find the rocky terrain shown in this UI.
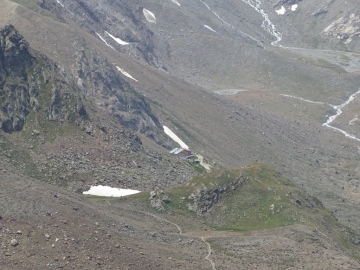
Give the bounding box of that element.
[0,23,197,192]
[1,0,360,268]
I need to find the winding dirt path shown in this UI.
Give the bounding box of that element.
[201,237,216,270]
[139,210,183,235]
[138,210,218,269]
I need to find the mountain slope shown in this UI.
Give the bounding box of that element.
[1,0,360,268]
[0,23,197,191]
[2,0,360,232]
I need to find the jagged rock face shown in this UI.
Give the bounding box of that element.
[71,49,169,147]
[0,25,88,132]
[324,13,360,44]
[0,25,35,132]
[0,24,168,147]
[0,25,192,189]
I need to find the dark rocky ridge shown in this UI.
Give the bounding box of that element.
[0,24,37,132]
[0,24,87,132]
[0,24,196,190]
[0,24,169,147]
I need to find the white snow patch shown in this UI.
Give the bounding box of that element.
[83,185,140,197]
[291,4,298,11]
[56,0,64,8]
[105,31,129,45]
[143,9,157,23]
[275,6,286,15]
[95,32,114,49]
[116,66,138,82]
[171,0,181,6]
[204,25,216,33]
[163,126,189,150]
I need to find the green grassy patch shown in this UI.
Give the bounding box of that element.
[121,163,360,260]
[188,157,207,174]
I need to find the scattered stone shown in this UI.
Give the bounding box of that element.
[16,230,22,235]
[11,239,19,246]
[149,191,157,199]
[150,198,164,211]
[45,234,51,240]
[73,206,79,210]
[162,196,171,204]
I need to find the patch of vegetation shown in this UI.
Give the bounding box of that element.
[188,157,207,174]
[125,164,360,260]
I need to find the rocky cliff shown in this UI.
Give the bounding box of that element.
[0,24,195,190]
[0,24,88,132]
[0,24,169,145]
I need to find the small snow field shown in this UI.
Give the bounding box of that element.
[105,31,129,45]
[204,25,216,33]
[95,32,114,49]
[291,4,298,11]
[163,126,189,150]
[83,185,140,197]
[143,9,156,23]
[275,6,286,15]
[116,66,138,82]
[56,0,64,8]
[171,0,181,6]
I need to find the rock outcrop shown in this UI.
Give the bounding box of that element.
[0,24,169,145]
[186,174,245,215]
[324,13,360,44]
[0,25,195,189]
[0,25,35,132]
[0,25,88,132]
